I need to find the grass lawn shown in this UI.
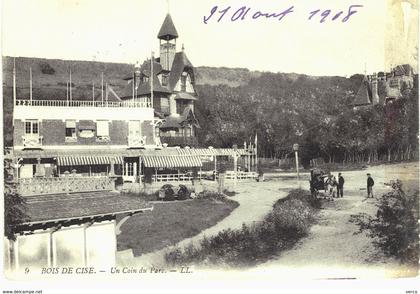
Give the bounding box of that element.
[116,198,239,256]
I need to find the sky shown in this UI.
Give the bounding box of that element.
[1,0,418,76]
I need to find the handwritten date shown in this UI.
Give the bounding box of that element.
[203,5,363,24]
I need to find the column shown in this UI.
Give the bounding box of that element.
[233,154,237,188]
[133,162,137,180]
[109,159,115,176]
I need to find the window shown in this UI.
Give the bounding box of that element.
[185,127,192,137]
[25,120,39,135]
[128,121,141,137]
[180,72,187,92]
[96,121,110,142]
[127,163,134,176]
[65,120,77,142]
[162,74,168,86]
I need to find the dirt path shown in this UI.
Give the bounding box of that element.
[255,162,418,279]
[117,180,293,267]
[118,162,418,278]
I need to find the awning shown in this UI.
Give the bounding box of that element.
[78,120,96,130]
[142,155,202,168]
[57,156,123,166]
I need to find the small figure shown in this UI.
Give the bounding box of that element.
[337,172,345,198]
[367,173,375,198]
[325,173,337,200]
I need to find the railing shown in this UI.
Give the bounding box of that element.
[22,135,43,148]
[152,173,193,182]
[18,176,115,196]
[224,171,258,180]
[16,99,152,108]
[128,136,146,148]
[160,136,198,147]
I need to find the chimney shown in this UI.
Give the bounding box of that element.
[371,72,380,105]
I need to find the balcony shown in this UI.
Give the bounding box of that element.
[22,135,43,149]
[128,136,147,148]
[14,99,155,121]
[16,99,152,108]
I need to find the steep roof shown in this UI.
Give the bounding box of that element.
[394,64,413,76]
[158,14,178,40]
[118,60,171,98]
[350,77,372,106]
[160,106,199,130]
[168,51,194,90]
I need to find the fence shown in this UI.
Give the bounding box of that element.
[152,173,193,182]
[224,171,258,180]
[18,176,115,196]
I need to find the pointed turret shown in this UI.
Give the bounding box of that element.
[158,14,178,41]
[158,13,178,71]
[350,76,372,107]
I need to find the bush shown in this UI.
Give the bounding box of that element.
[4,156,28,240]
[39,62,55,74]
[350,180,419,266]
[177,184,191,200]
[165,189,319,268]
[196,190,226,201]
[222,189,237,197]
[160,184,175,201]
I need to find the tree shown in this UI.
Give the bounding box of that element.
[4,154,28,240]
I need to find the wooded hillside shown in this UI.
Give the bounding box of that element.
[3,56,418,167]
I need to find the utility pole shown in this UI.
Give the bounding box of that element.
[69,67,72,102]
[293,143,300,187]
[151,51,155,146]
[29,67,33,102]
[101,72,104,105]
[12,57,16,127]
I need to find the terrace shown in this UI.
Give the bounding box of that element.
[15,99,152,108]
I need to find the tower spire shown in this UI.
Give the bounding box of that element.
[158,13,178,71]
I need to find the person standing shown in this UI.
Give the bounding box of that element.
[337,173,345,198]
[367,173,374,198]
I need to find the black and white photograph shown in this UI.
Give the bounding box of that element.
[1,0,419,292]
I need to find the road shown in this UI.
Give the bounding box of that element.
[118,161,418,279]
[254,161,419,279]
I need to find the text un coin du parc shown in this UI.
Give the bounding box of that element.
[203,4,363,24]
[40,266,193,274]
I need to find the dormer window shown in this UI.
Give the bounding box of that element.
[162,74,168,86]
[181,72,187,92]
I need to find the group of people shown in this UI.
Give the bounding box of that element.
[324,172,345,200]
[324,172,375,200]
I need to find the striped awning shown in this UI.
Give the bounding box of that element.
[57,156,123,166]
[142,155,202,168]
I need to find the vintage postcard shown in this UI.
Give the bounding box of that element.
[1,0,419,292]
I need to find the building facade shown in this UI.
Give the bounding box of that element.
[117,13,199,147]
[8,13,257,198]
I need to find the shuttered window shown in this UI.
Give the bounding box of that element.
[96,121,109,137]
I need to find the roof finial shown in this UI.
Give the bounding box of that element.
[182,43,185,51]
[166,0,170,14]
